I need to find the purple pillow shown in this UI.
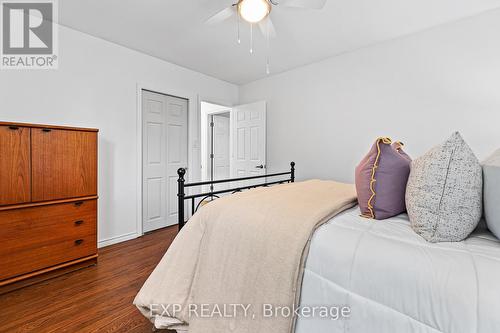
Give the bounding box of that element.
[355,138,411,220]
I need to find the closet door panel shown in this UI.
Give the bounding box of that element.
[0,126,31,205]
[32,129,97,201]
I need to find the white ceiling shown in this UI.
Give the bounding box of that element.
[59,0,500,85]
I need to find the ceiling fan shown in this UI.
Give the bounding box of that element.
[206,0,327,74]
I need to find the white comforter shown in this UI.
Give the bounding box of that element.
[296,207,500,333]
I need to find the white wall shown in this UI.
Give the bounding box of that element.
[0,25,238,247]
[2,9,500,246]
[240,9,500,183]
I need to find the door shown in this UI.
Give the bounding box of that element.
[31,128,97,202]
[142,90,188,232]
[212,114,230,190]
[0,125,31,205]
[232,101,267,183]
[213,114,230,180]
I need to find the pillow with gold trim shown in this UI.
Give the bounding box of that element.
[355,137,412,220]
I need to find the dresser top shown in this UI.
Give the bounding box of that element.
[0,121,99,132]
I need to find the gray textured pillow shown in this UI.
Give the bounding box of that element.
[406,132,483,242]
[483,149,500,239]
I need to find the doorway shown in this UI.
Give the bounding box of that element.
[201,102,232,191]
[200,100,267,190]
[210,112,231,190]
[142,90,188,232]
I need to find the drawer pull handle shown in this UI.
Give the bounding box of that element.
[42,128,52,132]
[75,239,84,245]
[9,126,19,130]
[74,220,84,226]
[74,201,84,207]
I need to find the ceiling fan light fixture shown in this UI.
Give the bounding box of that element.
[237,0,271,23]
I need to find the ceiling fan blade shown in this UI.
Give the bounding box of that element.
[258,17,277,39]
[205,7,235,25]
[281,0,327,9]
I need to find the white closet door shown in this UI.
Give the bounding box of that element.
[232,101,267,184]
[165,95,188,226]
[142,91,188,232]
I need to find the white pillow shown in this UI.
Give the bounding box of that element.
[483,149,500,239]
[406,132,482,242]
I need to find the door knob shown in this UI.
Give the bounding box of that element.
[255,165,264,169]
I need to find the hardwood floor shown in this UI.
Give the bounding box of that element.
[0,226,178,333]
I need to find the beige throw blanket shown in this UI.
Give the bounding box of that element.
[134,180,356,333]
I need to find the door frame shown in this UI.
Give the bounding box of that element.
[136,83,197,236]
[207,111,233,182]
[201,105,233,182]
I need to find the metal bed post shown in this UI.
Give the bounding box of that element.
[290,161,295,183]
[177,168,186,231]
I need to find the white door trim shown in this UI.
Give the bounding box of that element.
[201,106,233,182]
[136,82,198,236]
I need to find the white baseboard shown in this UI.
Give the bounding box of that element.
[98,232,139,248]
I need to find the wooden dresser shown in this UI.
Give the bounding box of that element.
[0,122,98,293]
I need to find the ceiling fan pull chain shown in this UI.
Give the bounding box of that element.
[237,13,241,44]
[250,23,253,54]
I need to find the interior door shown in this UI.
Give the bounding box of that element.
[212,114,230,191]
[213,114,230,180]
[232,101,267,184]
[0,125,31,205]
[142,90,188,232]
[31,128,97,202]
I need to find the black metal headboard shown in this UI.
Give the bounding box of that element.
[177,162,295,230]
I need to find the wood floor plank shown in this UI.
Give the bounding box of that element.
[0,226,178,333]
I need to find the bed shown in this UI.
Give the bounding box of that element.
[135,166,500,333]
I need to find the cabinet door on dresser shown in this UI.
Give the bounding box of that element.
[0,126,31,206]
[31,129,98,201]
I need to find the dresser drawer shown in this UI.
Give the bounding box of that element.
[0,199,97,280]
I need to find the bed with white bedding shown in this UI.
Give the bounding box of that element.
[297,206,500,333]
[135,177,500,332]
